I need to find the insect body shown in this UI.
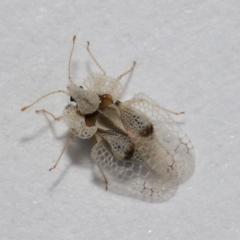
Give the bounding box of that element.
[22,36,194,200]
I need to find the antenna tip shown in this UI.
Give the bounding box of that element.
[73,35,76,42]
[21,106,27,111]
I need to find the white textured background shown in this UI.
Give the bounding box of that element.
[1,1,240,239]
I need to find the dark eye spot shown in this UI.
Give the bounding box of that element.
[70,96,75,102]
[115,100,121,106]
[79,86,83,89]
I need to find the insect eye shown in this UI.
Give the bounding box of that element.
[70,96,75,102]
[115,100,121,106]
[69,86,83,102]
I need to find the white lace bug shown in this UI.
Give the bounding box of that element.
[22,36,194,201]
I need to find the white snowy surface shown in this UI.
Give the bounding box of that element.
[1,1,240,239]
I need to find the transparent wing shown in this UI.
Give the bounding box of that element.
[91,139,177,200]
[84,73,123,101]
[118,93,195,183]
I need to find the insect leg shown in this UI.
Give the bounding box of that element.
[86,41,106,75]
[49,134,75,171]
[36,109,62,121]
[117,61,136,81]
[96,163,108,190]
[158,107,185,115]
[21,90,69,111]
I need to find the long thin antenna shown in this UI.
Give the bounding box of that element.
[21,90,69,111]
[68,35,77,83]
[87,41,106,74]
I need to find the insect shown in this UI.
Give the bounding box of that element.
[22,36,194,200]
